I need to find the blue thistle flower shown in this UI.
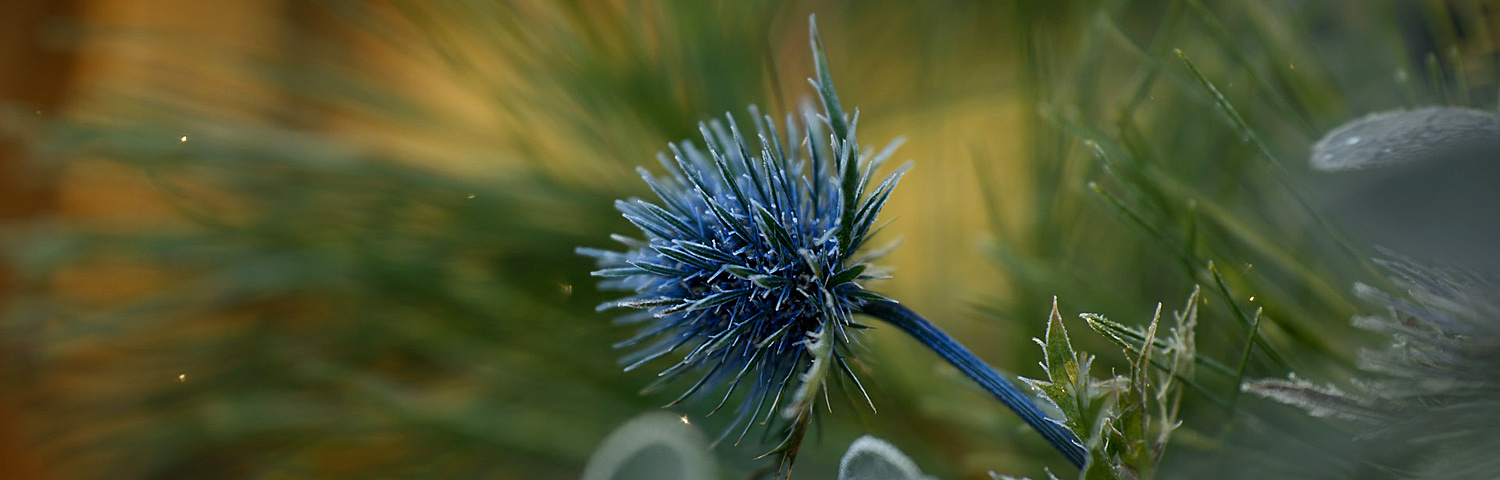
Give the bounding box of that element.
[581,16,1086,472]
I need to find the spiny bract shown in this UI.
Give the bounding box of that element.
[579,22,906,445]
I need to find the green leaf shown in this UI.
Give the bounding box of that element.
[750,274,790,289]
[808,14,847,140]
[1041,297,1078,384]
[828,264,866,285]
[723,264,757,279]
[754,206,798,254]
[838,436,931,480]
[844,289,889,302]
[627,260,694,277]
[582,412,717,480]
[691,289,749,310]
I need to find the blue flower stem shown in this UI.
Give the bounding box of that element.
[860,299,1087,469]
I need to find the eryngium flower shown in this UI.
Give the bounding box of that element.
[578,19,903,446]
[583,18,1087,474]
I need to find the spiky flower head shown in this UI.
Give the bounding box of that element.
[579,18,905,444]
